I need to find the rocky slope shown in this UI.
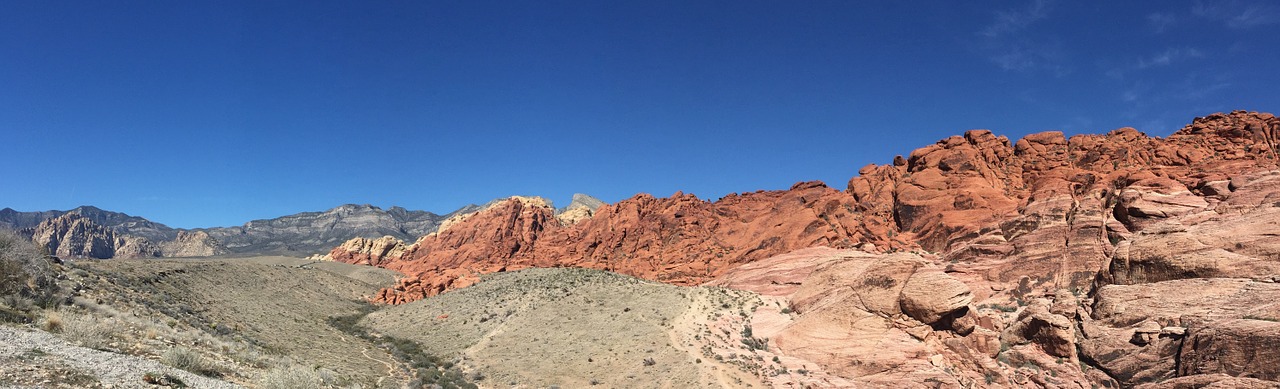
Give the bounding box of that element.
[331,110,1280,387]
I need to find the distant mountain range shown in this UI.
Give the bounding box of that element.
[0,199,610,258]
[195,204,483,255]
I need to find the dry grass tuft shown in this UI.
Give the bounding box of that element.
[258,364,326,389]
[60,312,116,349]
[162,347,220,377]
[41,311,63,333]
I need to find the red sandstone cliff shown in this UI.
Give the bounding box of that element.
[330,111,1279,306]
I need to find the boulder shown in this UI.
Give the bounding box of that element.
[898,270,973,325]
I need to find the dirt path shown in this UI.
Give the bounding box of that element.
[336,332,400,387]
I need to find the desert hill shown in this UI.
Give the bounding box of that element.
[361,267,765,388]
[329,110,1280,388]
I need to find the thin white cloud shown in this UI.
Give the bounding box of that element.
[1136,47,1204,69]
[981,0,1053,38]
[1176,75,1232,101]
[1192,0,1279,29]
[1107,47,1206,79]
[1146,12,1177,33]
[1121,73,1233,107]
[978,0,1067,76]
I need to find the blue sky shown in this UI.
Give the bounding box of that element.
[2,1,1277,228]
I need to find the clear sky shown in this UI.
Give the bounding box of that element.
[2,1,1277,228]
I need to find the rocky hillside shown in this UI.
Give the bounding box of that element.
[330,111,1280,387]
[27,214,163,259]
[25,214,226,259]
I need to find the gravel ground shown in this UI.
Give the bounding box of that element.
[0,325,243,389]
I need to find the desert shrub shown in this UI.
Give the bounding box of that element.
[142,372,186,387]
[0,230,60,321]
[258,364,324,389]
[0,255,27,297]
[740,325,769,351]
[60,312,115,349]
[41,311,64,332]
[162,347,221,377]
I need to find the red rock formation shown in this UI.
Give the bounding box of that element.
[338,183,878,304]
[329,111,1280,306]
[324,110,1280,387]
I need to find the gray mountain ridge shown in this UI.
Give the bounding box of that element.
[0,203,481,257]
[1,193,604,258]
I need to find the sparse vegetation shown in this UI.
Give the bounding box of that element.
[1244,314,1279,322]
[0,229,62,323]
[258,364,326,389]
[58,311,116,350]
[162,347,221,377]
[740,325,769,351]
[979,303,1019,313]
[327,304,478,388]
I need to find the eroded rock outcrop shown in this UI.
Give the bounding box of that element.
[344,181,875,304]
[345,111,1279,307]
[555,193,605,225]
[328,235,409,267]
[159,230,228,257]
[28,214,160,259]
